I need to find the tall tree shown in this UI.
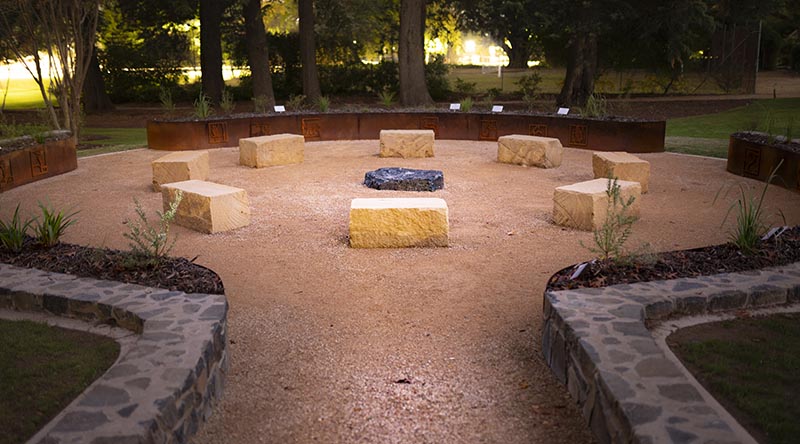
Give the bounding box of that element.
[243,0,275,108]
[298,0,321,101]
[82,44,115,113]
[200,0,225,103]
[399,0,432,105]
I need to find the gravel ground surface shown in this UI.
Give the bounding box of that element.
[2,141,799,444]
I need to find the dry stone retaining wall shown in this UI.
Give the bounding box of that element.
[542,262,800,444]
[0,263,228,444]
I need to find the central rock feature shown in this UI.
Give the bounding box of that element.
[364,167,444,192]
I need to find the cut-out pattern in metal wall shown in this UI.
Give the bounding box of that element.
[479,119,498,141]
[302,118,321,140]
[568,124,588,147]
[743,148,761,177]
[529,124,548,137]
[420,116,440,137]
[30,148,48,176]
[0,159,13,189]
[207,122,229,144]
[249,121,271,137]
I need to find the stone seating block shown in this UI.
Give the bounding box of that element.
[239,133,304,168]
[379,130,435,158]
[553,178,641,231]
[349,198,449,248]
[151,150,209,192]
[497,135,563,168]
[162,180,250,233]
[592,151,650,193]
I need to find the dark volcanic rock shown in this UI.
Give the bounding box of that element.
[364,167,444,191]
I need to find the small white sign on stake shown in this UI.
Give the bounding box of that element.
[557,107,569,115]
[274,105,286,113]
[449,103,461,111]
[491,105,504,113]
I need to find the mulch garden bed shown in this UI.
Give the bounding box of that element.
[0,238,224,295]
[547,226,800,291]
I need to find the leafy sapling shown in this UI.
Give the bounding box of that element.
[123,191,183,267]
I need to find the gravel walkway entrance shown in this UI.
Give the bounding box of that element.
[2,141,799,443]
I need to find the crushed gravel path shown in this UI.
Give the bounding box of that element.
[2,141,799,444]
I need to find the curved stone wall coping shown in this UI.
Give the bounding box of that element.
[0,263,228,444]
[542,262,800,444]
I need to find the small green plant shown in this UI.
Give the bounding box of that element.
[315,95,330,112]
[193,92,213,118]
[33,203,78,248]
[0,204,35,253]
[454,77,477,96]
[517,71,542,110]
[459,96,473,112]
[159,87,176,115]
[220,89,236,115]
[378,89,395,107]
[286,94,306,111]
[718,160,785,255]
[582,178,638,261]
[784,116,794,142]
[252,95,270,113]
[123,191,183,266]
[578,93,608,118]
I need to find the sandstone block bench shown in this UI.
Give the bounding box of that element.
[239,133,304,168]
[379,129,435,158]
[553,178,641,231]
[497,134,563,168]
[592,151,650,193]
[152,151,209,192]
[349,198,449,248]
[162,180,250,233]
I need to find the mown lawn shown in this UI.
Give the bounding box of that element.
[0,319,119,444]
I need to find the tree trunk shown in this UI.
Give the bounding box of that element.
[399,0,432,106]
[82,45,115,113]
[503,36,530,69]
[243,0,275,108]
[557,33,598,107]
[298,0,321,101]
[200,0,225,104]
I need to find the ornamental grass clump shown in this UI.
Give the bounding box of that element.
[123,192,182,267]
[718,160,785,255]
[0,204,34,253]
[33,203,78,247]
[583,178,638,261]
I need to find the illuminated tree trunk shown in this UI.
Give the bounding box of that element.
[399,0,432,106]
[557,32,598,107]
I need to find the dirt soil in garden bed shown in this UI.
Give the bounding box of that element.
[547,226,800,291]
[0,238,224,295]
[3,142,800,444]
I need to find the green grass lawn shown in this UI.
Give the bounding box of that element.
[1,77,57,110]
[0,319,119,444]
[669,313,800,444]
[77,128,147,158]
[665,98,800,158]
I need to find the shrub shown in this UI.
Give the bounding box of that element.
[582,178,638,261]
[33,203,78,248]
[159,87,176,116]
[0,204,34,253]
[425,55,451,101]
[454,78,477,96]
[286,94,306,111]
[517,71,542,98]
[252,95,270,114]
[193,93,213,118]
[123,191,182,266]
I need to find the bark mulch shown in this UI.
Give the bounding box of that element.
[0,238,224,295]
[547,226,800,291]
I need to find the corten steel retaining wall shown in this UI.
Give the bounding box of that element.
[0,137,78,192]
[727,135,800,191]
[147,112,666,153]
